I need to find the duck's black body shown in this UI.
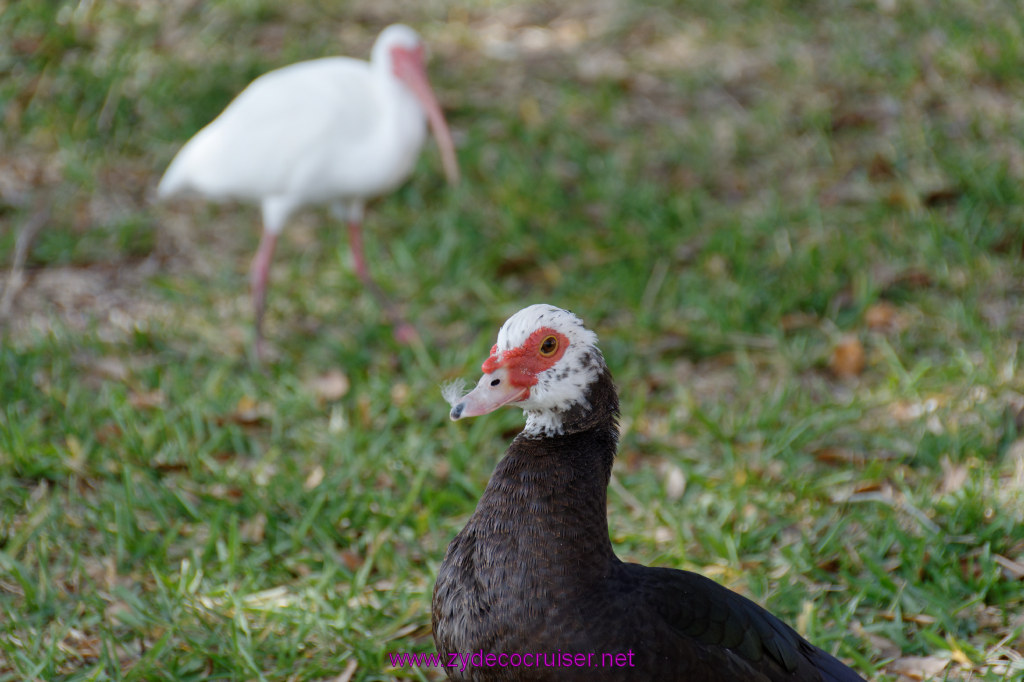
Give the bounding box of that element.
[434,362,865,682]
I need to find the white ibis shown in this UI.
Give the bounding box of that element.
[158,24,459,359]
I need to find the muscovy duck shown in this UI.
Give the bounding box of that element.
[433,304,865,681]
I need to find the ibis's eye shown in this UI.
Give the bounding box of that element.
[539,335,559,357]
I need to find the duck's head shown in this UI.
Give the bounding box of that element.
[444,304,609,437]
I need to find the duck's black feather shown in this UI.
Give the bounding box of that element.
[434,368,864,681]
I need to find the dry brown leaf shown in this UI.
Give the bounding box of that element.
[851,622,901,660]
[923,186,961,207]
[103,596,134,626]
[304,464,325,491]
[949,647,970,667]
[939,457,969,495]
[237,395,259,412]
[241,513,266,543]
[813,447,865,465]
[865,301,901,331]
[889,398,941,422]
[91,356,130,382]
[1004,438,1024,490]
[868,153,897,180]
[434,457,451,482]
[994,554,1024,581]
[129,389,165,410]
[829,335,865,378]
[519,96,543,127]
[888,654,950,679]
[152,461,188,474]
[306,369,350,402]
[84,556,117,590]
[779,312,818,331]
[876,612,937,625]
[356,394,373,429]
[218,396,272,427]
[64,435,88,475]
[390,382,410,406]
[881,268,934,292]
[852,480,888,495]
[338,549,364,572]
[95,422,123,445]
[206,483,243,501]
[663,463,686,501]
[59,627,102,661]
[336,658,358,682]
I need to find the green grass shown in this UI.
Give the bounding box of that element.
[2,0,1024,680]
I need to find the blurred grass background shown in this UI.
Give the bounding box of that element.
[2,0,1023,680]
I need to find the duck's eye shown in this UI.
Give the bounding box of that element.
[539,335,559,357]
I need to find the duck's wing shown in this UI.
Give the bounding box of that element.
[623,564,865,682]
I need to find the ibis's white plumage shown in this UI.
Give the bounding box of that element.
[159,57,411,223]
[158,24,458,357]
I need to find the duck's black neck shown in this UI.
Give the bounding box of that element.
[471,368,621,581]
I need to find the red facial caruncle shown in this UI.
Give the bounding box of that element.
[481,327,569,395]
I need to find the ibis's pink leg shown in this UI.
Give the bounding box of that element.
[346,217,372,285]
[346,219,418,344]
[250,230,278,360]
